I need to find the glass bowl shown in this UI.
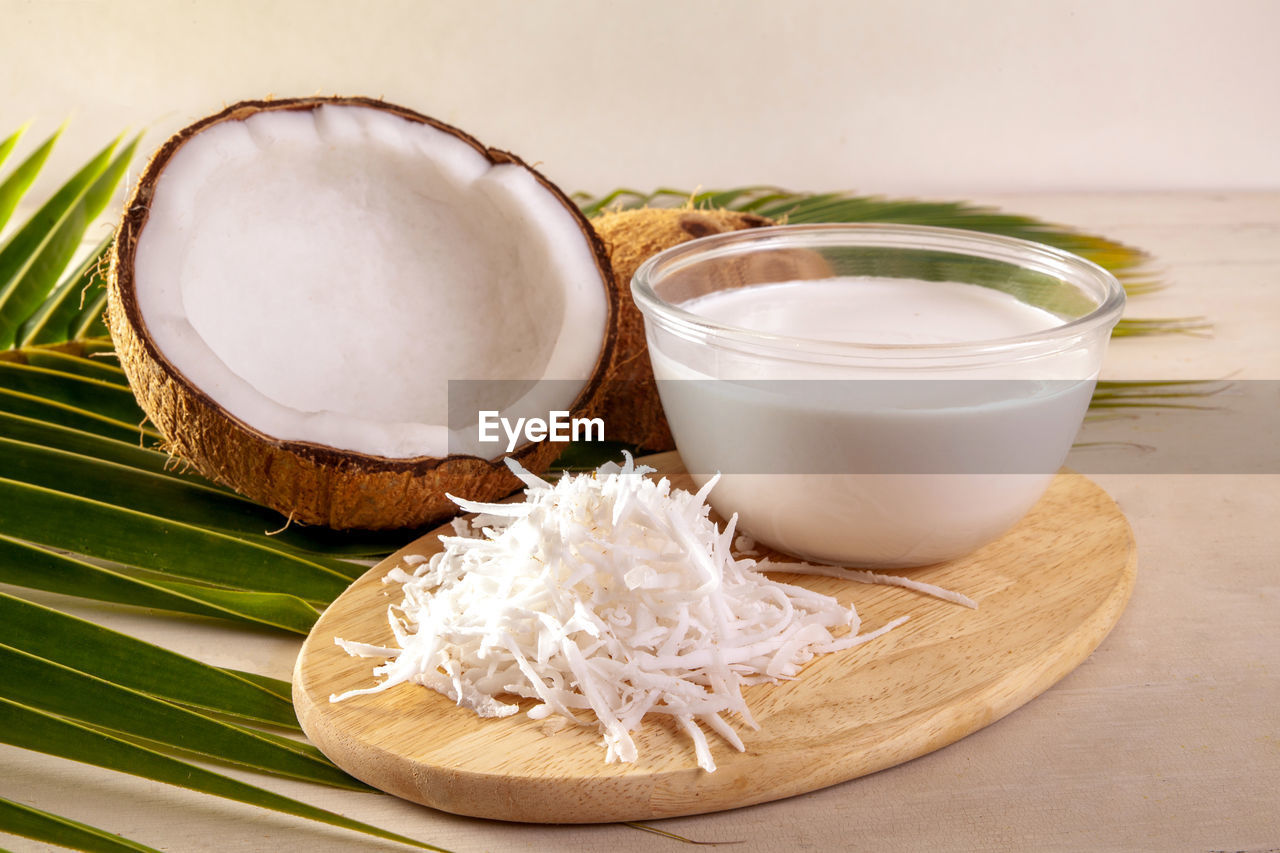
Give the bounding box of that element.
[631,223,1125,567]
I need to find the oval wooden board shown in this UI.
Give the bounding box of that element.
[293,453,1136,824]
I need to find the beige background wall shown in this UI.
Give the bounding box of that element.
[1,0,1278,201]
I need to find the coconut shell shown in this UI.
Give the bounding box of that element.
[108,96,617,531]
[591,208,772,450]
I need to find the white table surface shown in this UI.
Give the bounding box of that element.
[3,191,1277,852]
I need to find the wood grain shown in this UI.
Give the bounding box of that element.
[293,453,1136,823]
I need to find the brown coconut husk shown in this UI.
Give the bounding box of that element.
[108,96,617,531]
[590,207,772,450]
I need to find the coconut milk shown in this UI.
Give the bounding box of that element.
[647,278,1100,567]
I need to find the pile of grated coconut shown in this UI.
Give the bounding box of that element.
[332,454,975,772]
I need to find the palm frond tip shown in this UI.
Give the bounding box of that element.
[577,185,1156,292]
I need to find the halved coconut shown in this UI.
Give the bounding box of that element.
[108,97,616,530]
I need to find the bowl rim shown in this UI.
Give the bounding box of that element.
[630,222,1127,361]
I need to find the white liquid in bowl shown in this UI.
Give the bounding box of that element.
[685,278,1064,345]
[646,278,1103,567]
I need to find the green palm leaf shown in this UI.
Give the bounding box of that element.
[0,699,448,852]
[0,134,139,348]
[0,438,365,574]
[0,642,366,790]
[0,383,154,441]
[0,534,321,634]
[0,360,153,425]
[0,796,161,853]
[17,235,113,346]
[71,336,118,355]
[70,283,110,339]
[4,343,128,383]
[0,479,355,600]
[0,408,183,474]
[577,185,1205,335]
[581,187,1144,279]
[0,124,26,171]
[0,125,60,232]
[0,592,298,728]
[0,408,402,559]
[1110,316,1211,336]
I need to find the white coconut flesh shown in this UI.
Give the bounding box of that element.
[133,104,607,459]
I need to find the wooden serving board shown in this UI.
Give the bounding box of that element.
[293,453,1136,823]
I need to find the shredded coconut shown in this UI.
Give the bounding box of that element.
[332,454,973,771]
